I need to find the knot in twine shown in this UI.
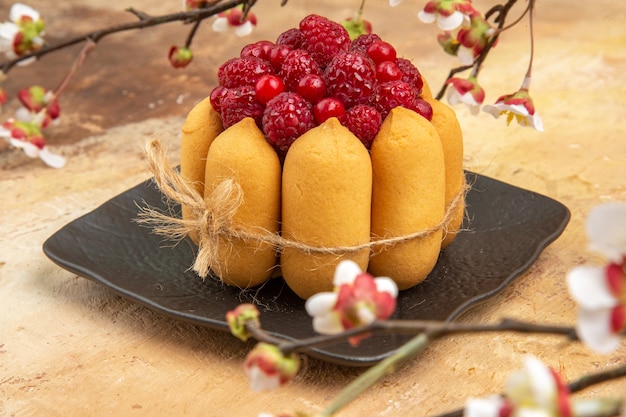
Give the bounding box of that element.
[137,138,467,279]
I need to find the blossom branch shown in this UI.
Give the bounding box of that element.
[0,0,258,73]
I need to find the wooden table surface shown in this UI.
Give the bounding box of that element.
[1,1,625,416]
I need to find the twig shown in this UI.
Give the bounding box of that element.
[0,0,253,73]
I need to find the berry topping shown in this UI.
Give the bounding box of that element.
[279,49,323,92]
[255,75,285,104]
[344,104,382,149]
[324,51,377,108]
[314,97,346,124]
[350,33,382,54]
[395,57,424,95]
[240,40,275,61]
[299,14,351,68]
[262,92,315,156]
[376,80,417,118]
[411,98,433,121]
[209,85,228,113]
[276,28,305,49]
[296,73,326,103]
[218,56,274,89]
[376,61,402,83]
[220,85,265,129]
[366,40,397,65]
[210,14,433,157]
[268,44,292,72]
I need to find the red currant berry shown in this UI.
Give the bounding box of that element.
[241,40,275,61]
[376,61,402,82]
[411,98,433,121]
[314,97,346,124]
[255,75,285,104]
[268,44,292,72]
[296,74,326,103]
[366,40,397,65]
[210,85,229,112]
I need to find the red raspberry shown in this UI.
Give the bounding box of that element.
[209,85,228,112]
[395,57,424,96]
[240,40,275,61]
[279,49,323,92]
[262,92,315,156]
[344,104,382,149]
[375,80,416,118]
[220,85,265,129]
[299,14,350,68]
[350,33,382,54]
[324,51,377,109]
[276,28,305,49]
[218,56,274,89]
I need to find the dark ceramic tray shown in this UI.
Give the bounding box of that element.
[43,171,570,366]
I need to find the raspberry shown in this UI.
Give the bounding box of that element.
[324,51,377,109]
[262,92,315,155]
[375,80,416,118]
[240,40,275,61]
[276,28,305,49]
[395,57,424,96]
[218,56,274,89]
[220,85,265,129]
[350,33,382,54]
[209,85,228,113]
[279,49,323,92]
[299,14,350,68]
[344,105,382,149]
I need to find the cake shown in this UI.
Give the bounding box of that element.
[178,14,465,299]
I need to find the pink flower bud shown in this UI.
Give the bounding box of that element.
[243,343,300,392]
[168,46,193,68]
[226,303,260,342]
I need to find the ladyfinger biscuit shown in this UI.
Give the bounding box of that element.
[180,97,223,243]
[203,117,281,288]
[281,118,372,299]
[427,98,465,247]
[369,107,445,290]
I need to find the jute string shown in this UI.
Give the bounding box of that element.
[136,139,467,278]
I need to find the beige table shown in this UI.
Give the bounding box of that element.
[1,0,625,415]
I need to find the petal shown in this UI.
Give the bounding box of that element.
[566,265,617,309]
[10,3,40,22]
[374,277,399,298]
[586,203,626,261]
[457,46,475,65]
[333,260,361,286]
[524,356,556,408]
[10,137,39,158]
[497,102,531,117]
[211,17,229,33]
[305,292,338,316]
[576,307,621,354]
[530,112,544,132]
[235,21,254,37]
[389,0,403,6]
[15,106,34,122]
[39,147,66,168]
[0,22,19,52]
[246,365,281,392]
[465,396,504,417]
[312,313,344,334]
[417,11,436,24]
[356,306,376,325]
[482,104,502,118]
[437,11,466,31]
